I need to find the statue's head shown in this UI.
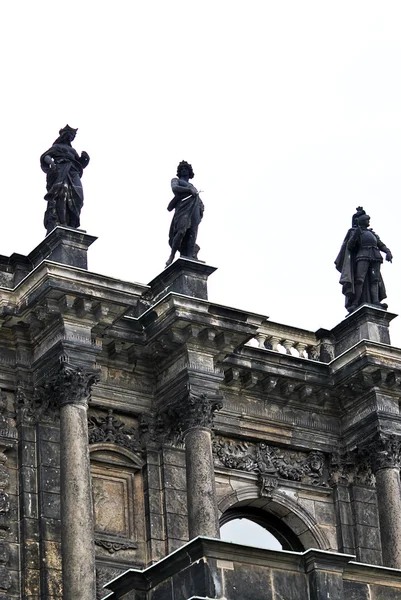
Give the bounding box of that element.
[308,451,324,473]
[177,160,194,179]
[352,206,366,227]
[357,213,371,228]
[57,125,78,143]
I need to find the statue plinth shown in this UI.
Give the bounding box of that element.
[148,258,217,303]
[29,226,97,270]
[331,304,397,357]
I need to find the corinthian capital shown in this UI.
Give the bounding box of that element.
[35,363,99,418]
[365,434,401,473]
[156,388,223,446]
[53,363,99,407]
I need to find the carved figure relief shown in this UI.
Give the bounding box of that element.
[213,437,327,495]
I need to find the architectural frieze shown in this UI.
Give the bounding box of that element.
[220,394,339,436]
[213,436,327,496]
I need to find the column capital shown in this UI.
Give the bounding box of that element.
[151,388,223,447]
[364,434,401,473]
[34,363,99,419]
[180,390,223,433]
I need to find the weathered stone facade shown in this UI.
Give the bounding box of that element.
[1,226,401,598]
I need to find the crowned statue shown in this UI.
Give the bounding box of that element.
[335,207,393,313]
[40,125,90,234]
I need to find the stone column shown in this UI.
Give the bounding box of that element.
[185,426,219,539]
[50,364,99,600]
[368,435,401,569]
[181,391,222,539]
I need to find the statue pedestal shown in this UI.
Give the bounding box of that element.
[331,304,397,357]
[29,226,97,270]
[148,258,217,303]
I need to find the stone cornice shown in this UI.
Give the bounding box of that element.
[0,260,149,333]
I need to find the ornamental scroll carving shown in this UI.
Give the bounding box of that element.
[213,437,327,496]
[88,410,142,454]
[95,537,137,554]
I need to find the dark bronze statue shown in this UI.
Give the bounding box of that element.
[166,161,204,267]
[335,207,393,313]
[40,125,90,234]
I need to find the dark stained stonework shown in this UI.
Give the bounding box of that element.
[1,228,401,598]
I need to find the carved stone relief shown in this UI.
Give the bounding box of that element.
[88,410,142,454]
[328,451,375,487]
[0,389,14,596]
[89,410,142,557]
[213,436,327,496]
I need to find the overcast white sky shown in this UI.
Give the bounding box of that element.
[1,1,401,344]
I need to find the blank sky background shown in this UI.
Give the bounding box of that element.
[0,1,400,343]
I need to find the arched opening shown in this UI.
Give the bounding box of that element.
[220,507,304,552]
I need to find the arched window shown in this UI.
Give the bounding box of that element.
[220,507,304,552]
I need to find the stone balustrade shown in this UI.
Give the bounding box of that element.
[245,321,321,360]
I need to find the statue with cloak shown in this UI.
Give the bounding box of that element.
[335,207,393,313]
[165,161,204,267]
[40,125,90,234]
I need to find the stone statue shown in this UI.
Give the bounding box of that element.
[166,161,204,267]
[40,125,90,234]
[335,207,393,313]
